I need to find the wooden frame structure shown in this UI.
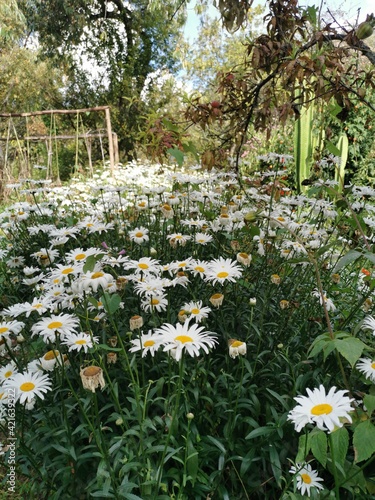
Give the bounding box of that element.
[0,105,119,173]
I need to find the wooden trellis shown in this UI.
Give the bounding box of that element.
[0,106,119,184]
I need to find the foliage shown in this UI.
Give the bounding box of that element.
[20,0,187,159]
[0,157,375,498]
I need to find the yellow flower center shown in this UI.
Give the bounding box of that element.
[62,267,74,275]
[178,262,187,268]
[32,303,43,309]
[48,321,63,330]
[92,272,104,279]
[175,335,193,344]
[75,339,87,345]
[231,341,243,348]
[135,232,143,238]
[86,223,94,227]
[44,350,59,361]
[163,204,172,211]
[151,299,160,305]
[371,362,375,369]
[211,293,223,299]
[83,366,101,377]
[75,253,86,260]
[138,202,146,207]
[239,253,248,259]
[195,266,204,272]
[20,382,35,392]
[138,263,149,270]
[144,340,155,347]
[0,327,9,334]
[0,392,5,400]
[311,403,333,416]
[217,271,229,278]
[4,370,13,378]
[300,473,312,484]
[191,308,200,315]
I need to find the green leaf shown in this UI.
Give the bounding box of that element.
[333,337,366,367]
[245,426,275,440]
[295,433,311,463]
[329,426,349,468]
[326,140,341,157]
[83,254,98,273]
[310,429,327,467]
[333,250,363,273]
[186,440,199,485]
[167,148,184,166]
[363,394,375,416]
[205,436,226,453]
[353,420,375,463]
[101,293,121,314]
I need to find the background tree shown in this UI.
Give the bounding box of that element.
[20,0,187,159]
[185,0,375,180]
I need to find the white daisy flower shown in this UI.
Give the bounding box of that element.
[356,357,375,382]
[129,331,163,357]
[181,300,211,323]
[4,371,52,404]
[362,316,375,334]
[61,332,99,353]
[141,292,168,313]
[129,227,149,244]
[0,362,18,383]
[31,313,80,342]
[155,321,218,361]
[289,463,324,497]
[288,385,354,433]
[205,257,243,285]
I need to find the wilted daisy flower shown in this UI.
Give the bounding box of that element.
[205,258,242,285]
[288,385,354,433]
[312,289,336,312]
[167,233,191,247]
[129,315,144,330]
[129,331,164,357]
[228,339,247,358]
[289,463,324,497]
[155,321,218,361]
[356,358,375,382]
[80,366,105,393]
[39,350,65,371]
[209,293,224,308]
[236,252,252,266]
[31,313,80,342]
[4,371,52,404]
[129,227,149,244]
[62,332,99,353]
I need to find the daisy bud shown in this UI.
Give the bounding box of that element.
[150,247,157,256]
[178,310,188,323]
[186,412,195,420]
[80,366,105,393]
[115,417,123,426]
[249,297,257,306]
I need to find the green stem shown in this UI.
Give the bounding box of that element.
[329,432,340,500]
